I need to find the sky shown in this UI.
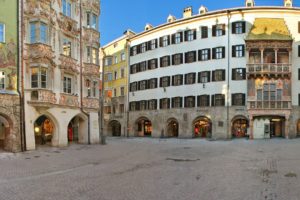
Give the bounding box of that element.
[100,0,300,46]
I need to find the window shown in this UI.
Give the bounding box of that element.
[130,82,137,92]
[160,76,170,87]
[198,71,210,83]
[232,22,245,34]
[172,32,183,44]
[201,26,208,38]
[232,45,245,57]
[121,68,125,78]
[114,71,118,80]
[139,100,147,110]
[120,87,125,96]
[0,23,4,43]
[172,97,182,108]
[130,46,137,56]
[130,102,137,111]
[160,35,170,47]
[148,99,157,110]
[29,22,48,44]
[92,81,97,97]
[148,78,157,89]
[257,89,262,101]
[185,51,196,63]
[172,53,183,65]
[298,21,300,34]
[104,106,112,114]
[63,38,72,57]
[104,57,112,66]
[140,43,147,53]
[86,12,97,29]
[198,49,210,61]
[212,94,225,106]
[172,75,183,86]
[0,72,5,90]
[130,64,138,74]
[139,61,147,72]
[232,93,245,106]
[62,0,72,17]
[160,98,170,109]
[212,24,225,37]
[298,45,300,57]
[113,88,117,97]
[160,56,170,67]
[149,39,157,50]
[212,70,225,82]
[232,68,246,80]
[114,56,118,64]
[86,79,91,97]
[197,95,210,107]
[121,53,126,61]
[63,76,72,94]
[31,67,48,89]
[184,29,196,41]
[87,47,98,64]
[185,73,196,85]
[139,80,147,90]
[119,104,124,113]
[185,96,195,108]
[148,59,158,70]
[212,47,225,59]
[104,73,112,82]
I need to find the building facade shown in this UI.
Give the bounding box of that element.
[22,0,101,150]
[101,30,135,137]
[128,0,300,139]
[0,0,21,152]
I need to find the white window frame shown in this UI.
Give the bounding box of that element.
[29,21,49,44]
[62,0,72,18]
[62,37,72,57]
[121,52,126,61]
[63,74,73,94]
[30,67,48,89]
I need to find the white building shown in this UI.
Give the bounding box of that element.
[127,1,300,139]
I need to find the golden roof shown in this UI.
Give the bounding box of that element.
[246,18,292,41]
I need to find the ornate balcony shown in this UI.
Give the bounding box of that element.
[25,43,55,66]
[83,27,100,46]
[59,54,79,74]
[59,93,79,107]
[57,13,79,37]
[248,101,291,110]
[83,63,100,77]
[82,0,100,15]
[28,89,57,107]
[247,64,291,77]
[83,97,99,110]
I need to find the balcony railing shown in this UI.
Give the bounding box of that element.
[248,101,291,109]
[29,90,57,106]
[247,64,291,75]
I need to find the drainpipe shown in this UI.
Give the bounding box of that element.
[100,49,105,144]
[126,40,130,138]
[79,0,91,145]
[227,11,231,140]
[18,0,26,151]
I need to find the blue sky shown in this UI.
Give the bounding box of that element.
[100,0,299,45]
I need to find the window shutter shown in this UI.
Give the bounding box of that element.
[232,45,236,57]
[222,47,225,58]
[212,71,215,82]
[193,73,196,83]
[180,75,183,85]
[184,74,188,84]
[198,50,202,61]
[212,25,216,37]
[130,48,133,56]
[207,95,210,106]
[207,71,211,82]
[193,51,196,62]
[222,24,226,35]
[180,54,183,64]
[137,45,141,54]
[242,45,245,57]
[222,94,225,106]
[155,39,158,48]
[136,63,140,72]
[155,79,158,88]
[160,57,163,67]
[147,41,151,50]
[159,77,163,87]
[298,22,300,33]
[172,55,175,65]
[242,93,246,106]
[184,30,188,41]
[167,98,170,108]
[242,68,246,80]
[159,37,163,47]
[171,34,175,44]
[184,97,187,107]
[222,69,226,81]
[298,69,300,80]
[159,99,162,109]
[172,76,175,85]
[232,94,235,106]
[155,59,158,68]
[208,49,211,60]
[212,48,216,59]
[232,22,236,34]
[242,21,246,33]
[185,52,188,63]
[198,72,201,83]
[232,69,236,80]
[180,32,183,42]
[168,76,171,86]
[299,94,300,106]
[197,96,200,107]
[298,45,300,57]
[193,30,197,40]
[171,98,174,108]
[167,56,170,66]
[211,95,215,106]
[167,35,170,45]
[180,97,183,108]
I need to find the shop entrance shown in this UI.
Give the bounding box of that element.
[166,119,179,137]
[193,117,212,138]
[109,120,121,137]
[34,115,54,146]
[232,117,248,138]
[136,118,152,137]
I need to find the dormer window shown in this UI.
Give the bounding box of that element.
[245,0,255,7]
[87,12,97,29]
[62,0,72,17]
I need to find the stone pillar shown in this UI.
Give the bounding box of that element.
[249,115,254,139]
[260,48,264,64]
[274,48,278,64]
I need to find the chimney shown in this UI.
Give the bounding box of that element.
[145,23,153,31]
[284,0,293,7]
[245,0,255,7]
[167,15,176,23]
[183,6,193,18]
[199,5,208,15]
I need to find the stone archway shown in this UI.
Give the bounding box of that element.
[193,116,212,138]
[231,116,248,138]
[67,114,88,144]
[108,120,122,137]
[34,115,56,146]
[166,118,179,137]
[0,114,12,150]
[135,117,152,137]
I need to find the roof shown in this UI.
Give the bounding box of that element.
[246,18,292,41]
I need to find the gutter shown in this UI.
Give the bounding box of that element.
[79,0,91,145]
[18,0,26,151]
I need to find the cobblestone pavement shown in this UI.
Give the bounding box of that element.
[1,138,300,200]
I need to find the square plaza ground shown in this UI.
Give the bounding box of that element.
[1,138,300,200]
